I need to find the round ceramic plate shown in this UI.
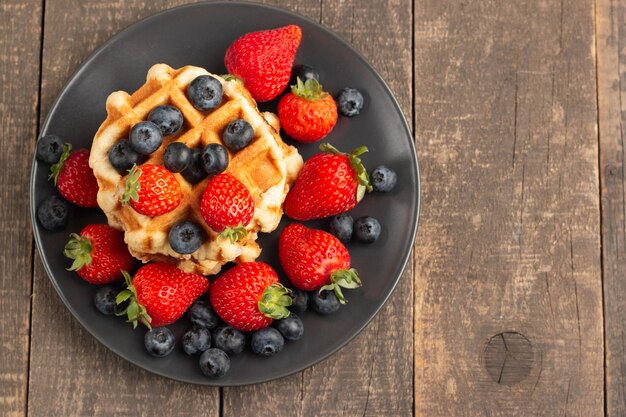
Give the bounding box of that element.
[30,1,420,386]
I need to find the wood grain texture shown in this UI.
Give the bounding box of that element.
[597,0,626,416]
[27,2,219,416]
[221,1,414,416]
[0,1,42,416]
[413,0,603,415]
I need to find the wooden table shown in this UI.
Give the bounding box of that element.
[2,0,625,415]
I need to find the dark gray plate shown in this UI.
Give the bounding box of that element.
[30,1,420,386]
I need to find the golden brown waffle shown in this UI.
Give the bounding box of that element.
[89,64,302,275]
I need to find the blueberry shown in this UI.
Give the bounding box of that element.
[37,195,72,231]
[251,327,284,357]
[201,143,229,175]
[289,288,309,313]
[163,142,191,173]
[310,290,341,314]
[182,326,211,355]
[199,348,230,377]
[144,327,175,357]
[274,313,304,341]
[370,165,397,192]
[187,75,223,111]
[36,134,64,163]
[148,105,184,136]
[354,216,381,243]
[93,285,120,315]
[108,139,143,173]
[290,64,320,85]
[223,119,254,151]
[169,221,204,254]
[329,214,354,244]
[181,148,208,184]
[129,121,163,155]
[337,87,364,117]
[187,301,220,329]
[213,326,246,355]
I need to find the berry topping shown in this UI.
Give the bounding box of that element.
[187,75,223,111]
[201,143,229,175]
[182,326,212,356]
[213,326,246,355]
[370,165,397,192]
[36,134,64,164]
[94,285,125,315]
[148,105,184,136]
[144,327,176,357]
[163,142,192,173]
[289,288,309,313]
[168,220,204,254]
[122,164,182,216]
[37,195,72,231]
[222,119,254,151]
[274,313,304,341]
[181,148,208,184]
[290,64,320,85]
[199,348,230,377]
[310,290,341,314]
[108,139,143,174]
[129,121,163,155]
[187,301,219,330]
[336,87,364,117]
[251,327,284,356]
[353,216,381,243]
[329,213,354,244]
[200,173,254,237]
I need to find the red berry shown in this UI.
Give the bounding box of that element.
[279,223,361,304]
[63,224,133,284]
[117,263,209,328]
[284,144,372,220]
[122,164,182,216]
[50,145,99,208]
[278,79,338,142]
[200,173,254,234]
[210,262,291,331]
[224,25,302,102]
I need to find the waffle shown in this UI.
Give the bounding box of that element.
[89,64,302,275]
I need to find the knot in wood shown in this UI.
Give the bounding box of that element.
[483,332,534,386]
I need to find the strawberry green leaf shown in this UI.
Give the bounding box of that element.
[291,77,328,101]
[258,283,292,320]
[121,164,141,205]
[220,74,242,83]
[218,223,248,243]
[48,143,72,185]
[116,270,152,329]
[320,268,362,304]
[63,233,92,271]
[319,143,373,202]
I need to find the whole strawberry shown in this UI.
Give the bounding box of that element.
[49,144,99,208]
[224,25,302,102]
[200,173,254,242]
[278,78,338,142]
[210,262,291,331]
[284,144,372,220]
[117,263,209,328]
[279,223,361,303]
[63,224,133,284]
[122,164,182,216]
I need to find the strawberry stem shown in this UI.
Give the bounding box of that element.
[258,283,292,320]
[116,270,152,329]
[320,268,362,304]
[63,233,92,271]
[291,77,328,101]
[48,143,72,185]
[218,223,248,243]
[319,143,373,201]
[221,74,242,83]
[121,164,141,205]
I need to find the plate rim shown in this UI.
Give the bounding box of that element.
[29,0,421,386]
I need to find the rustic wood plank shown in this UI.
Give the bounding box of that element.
[222,1,414,416]
[413,0,602,415]
[27,2,220,416]
[597,0,626,416]
[0,1,42,416]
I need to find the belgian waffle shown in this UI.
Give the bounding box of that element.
[89,64,302,275]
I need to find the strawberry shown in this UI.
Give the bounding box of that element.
[63,224,133,284]
[224,25,302,102]
[49,144,99,208]
[117,263,209,328]
[200,173,254,242]
[279,223,361,303]
[284,144,372,220]
[121,164,182,216]
[278,78,338,142]
[210,262,291,331]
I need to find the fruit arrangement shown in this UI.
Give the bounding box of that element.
[34,24,399,379]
